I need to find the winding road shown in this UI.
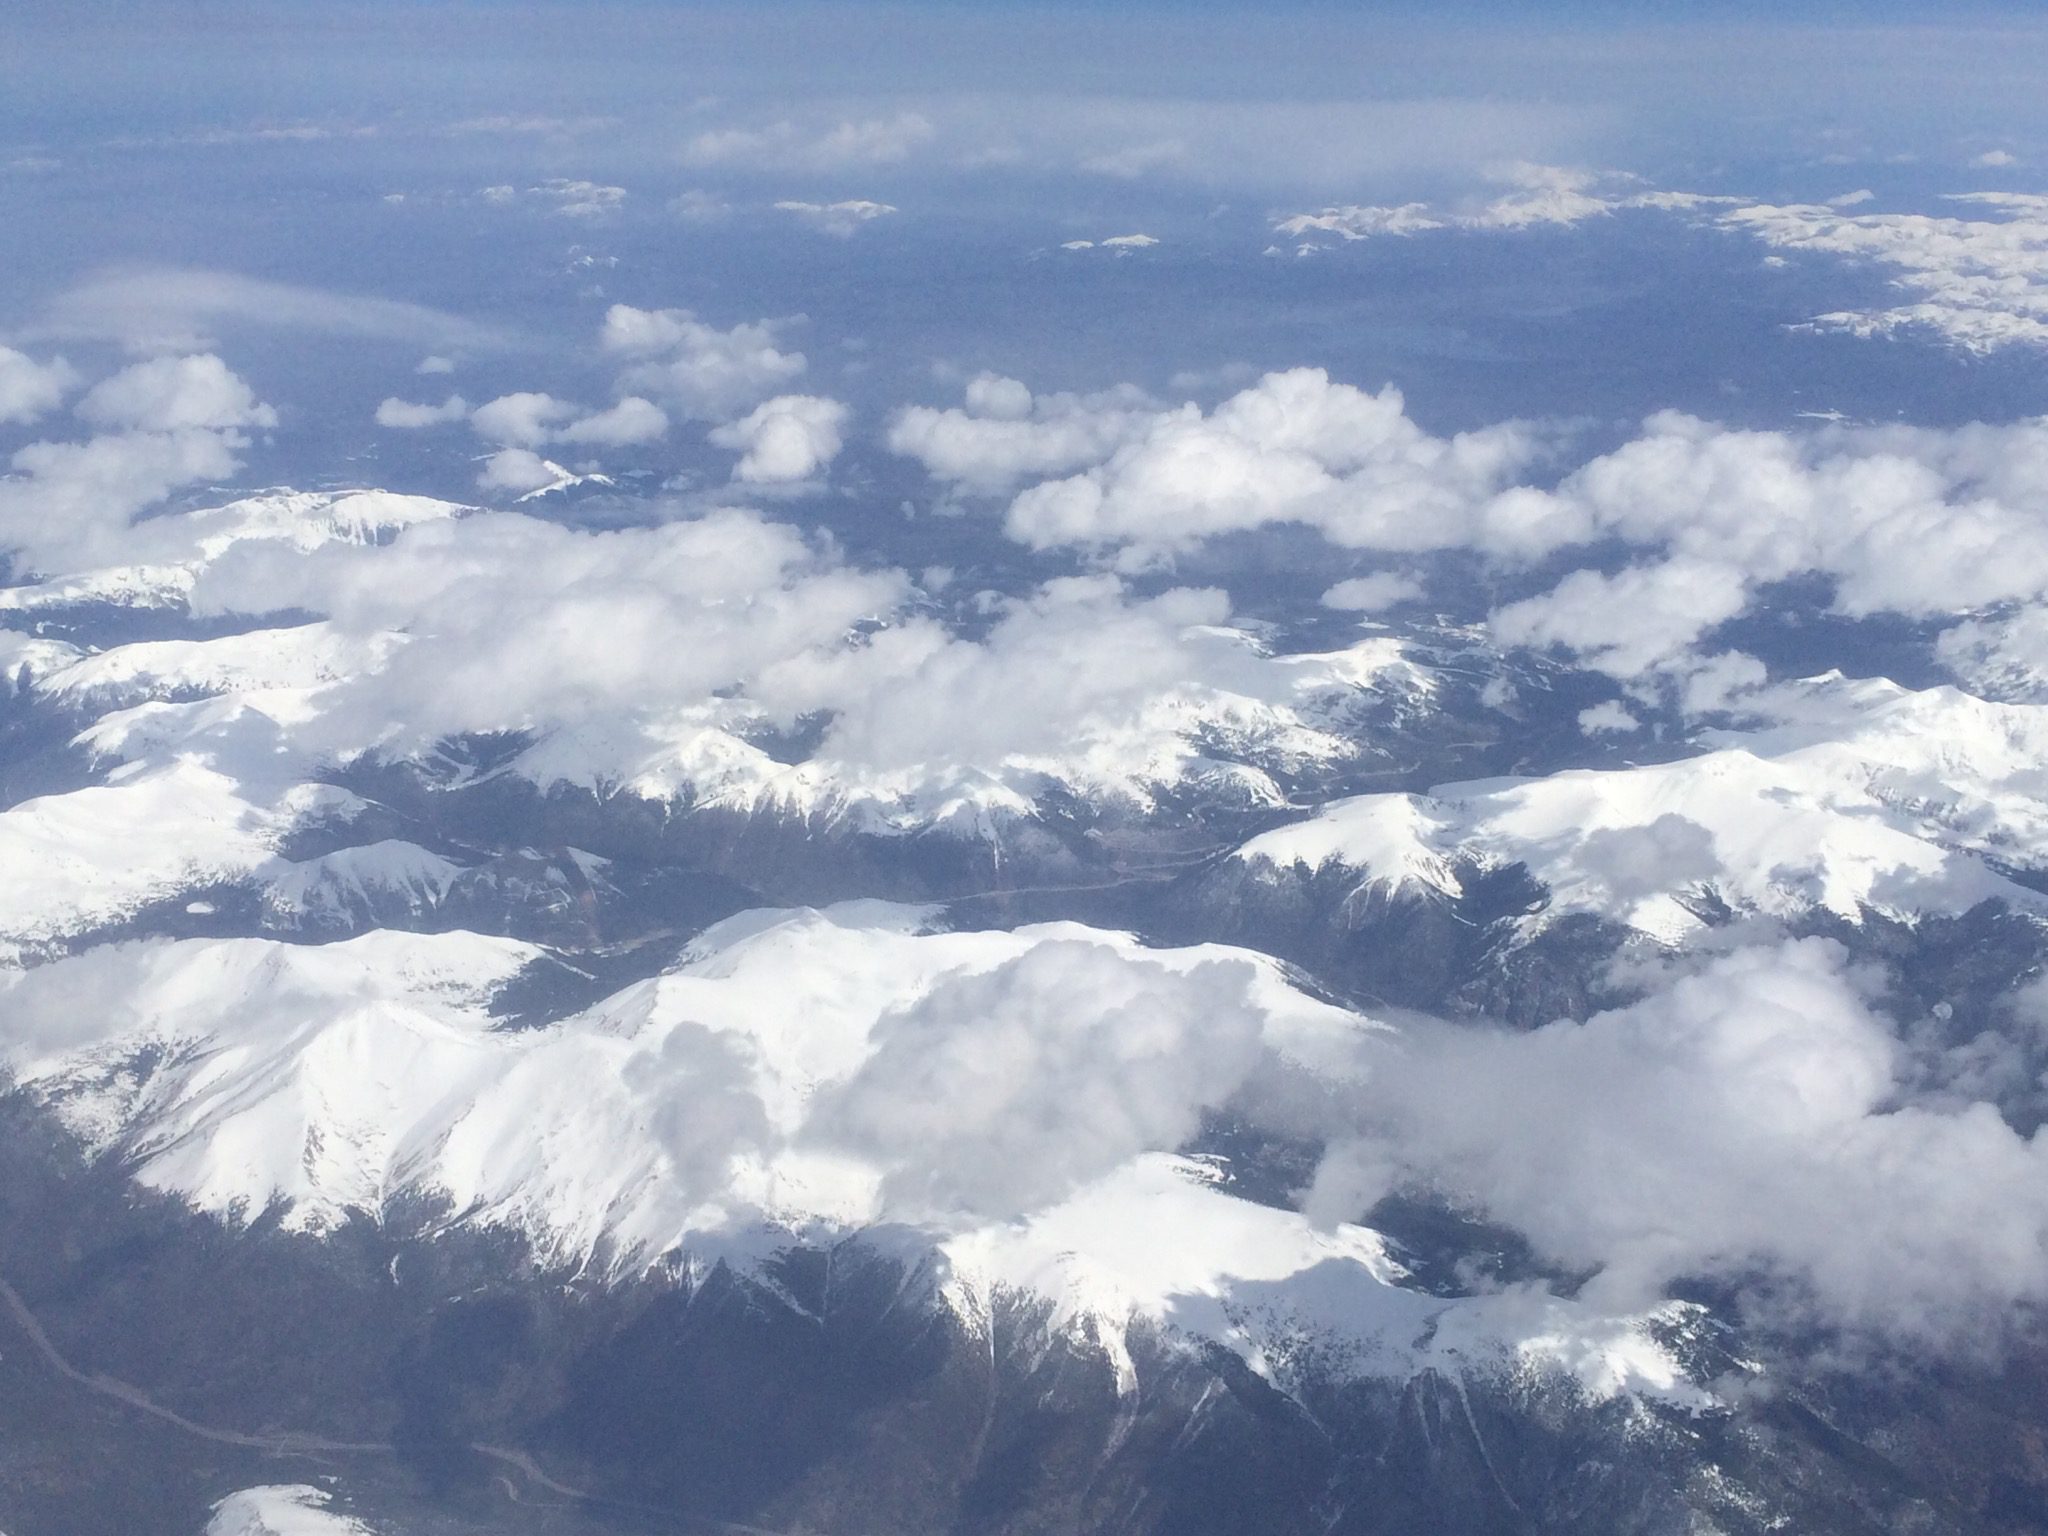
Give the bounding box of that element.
[0,1270,390,1457]
[0,1270,789,1532]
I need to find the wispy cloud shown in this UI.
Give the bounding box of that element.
[32,267,513,354]
[682,112,935,172]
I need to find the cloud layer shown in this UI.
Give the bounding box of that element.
[1312,939,2048,1346]
[893,364,2048,701]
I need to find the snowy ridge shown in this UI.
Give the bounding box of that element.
[4,484,2004,1434]
[498,627,1439,830]
[0,489,467,611]
[38,623,404,711]
[0,906,1705,1409]
[0,758,363,961]
[0,630,432,952]
[7,604,1447,891]
[940,1154,1708,1407]
[0,627,84,686]
[1238,672,2048,940]
[0,488,1471,878]
[257,840,464,931]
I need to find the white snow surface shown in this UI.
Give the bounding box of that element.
[1239,672,2048,940]
[942,1153,1708,1405]
[0,627,83,683]
[0,904,1704,1407]
[0,499,1453,904]
[39,623,403,711]
[485,628,1436,831]
[3,907,1347,1251]
[0,757,362,961]
[259,840,464,928]
[0,489,465,610]
[0,489,1454,853]
[15,489,2031,1416]
[205,1486,373,1536]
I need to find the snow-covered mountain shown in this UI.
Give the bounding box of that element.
[18,6,2048,1521]
[1232,671,2048,942]
[0,491,1538,956]
[6,492,2047,1536]
[0,901,1708,1413]
[0,490,466,614]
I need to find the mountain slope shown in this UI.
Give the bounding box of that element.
[1233,672,2048,943]
[0,904,1706,1416]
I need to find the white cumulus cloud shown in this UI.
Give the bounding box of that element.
[887,375,1160,495]
[76,354,277,434]
[475,448,568,495]
[815,942,1266,1220]
[709,394,847,483]
[555,395,669,446]
[1309,939,2048,1346]
[0,346,78,425]
[601,304,807,421]
[1322,573,1422,612]
[374,393,469,428]
[466,391,666,449]
[1000,368,1542,567]
[468,391,576,448]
